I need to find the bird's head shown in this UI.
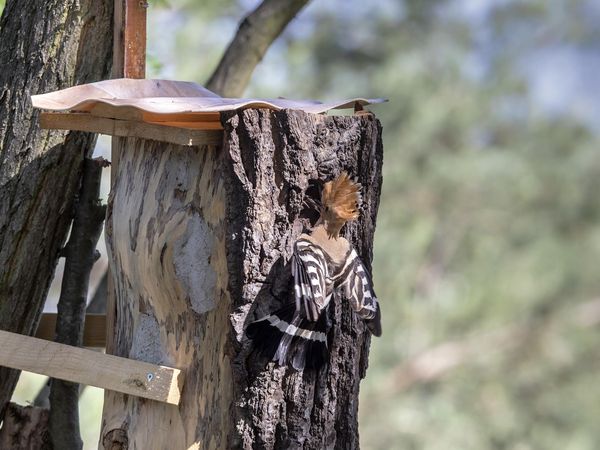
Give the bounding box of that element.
[319,172,362,238]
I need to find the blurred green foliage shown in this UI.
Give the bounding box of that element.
[10,0,600,449]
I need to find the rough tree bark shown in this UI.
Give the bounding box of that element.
[0,403,51,450]
[100,109,382,449]
[0,0,112,419]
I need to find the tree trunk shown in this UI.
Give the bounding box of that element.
[0,0,112,418]
[0,403,51,450]
[100,109,383,449]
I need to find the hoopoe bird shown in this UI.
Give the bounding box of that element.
[246,172,382,370]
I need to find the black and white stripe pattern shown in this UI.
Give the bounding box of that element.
[292,238,333,322]
[247,240,382,370]
[335,249,382,336]
[246,302,329,370]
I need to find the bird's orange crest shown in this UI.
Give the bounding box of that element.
[321,172,362,222]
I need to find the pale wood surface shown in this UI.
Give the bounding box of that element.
[0,330,182,405]
[40,112,223,146]
[101,137,231,449]
[90,103,222,123]
[31,78,386,114]
[36,313,106,347]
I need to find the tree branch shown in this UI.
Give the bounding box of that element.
[48,158,107,450]
[206,0,310,96]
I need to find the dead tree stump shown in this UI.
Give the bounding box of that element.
[101,109,383,449]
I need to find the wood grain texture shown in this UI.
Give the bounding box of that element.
[101,137,232,449]
[36,313,107,347]
[113,0,147,79]
[123,0,147,79]
[90,104,222,124]
[0,0,113,419]
[0,331,182,404]
[40,112,224,146]
[100,109,382,449]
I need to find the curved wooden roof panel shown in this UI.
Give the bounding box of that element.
[32,78,386,115]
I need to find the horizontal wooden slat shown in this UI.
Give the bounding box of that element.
[144,120,223,130]
[40,112,223,146]
[89,104,222,125]
[89,104,143,120]
[142,111,222,123]
[36,313,106,347]
[0,330,182,405]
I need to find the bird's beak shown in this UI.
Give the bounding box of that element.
[303,196,321,212]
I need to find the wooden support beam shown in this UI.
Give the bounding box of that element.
[40,112,223,146]
[114,0,147,79]
[0,330,182,405]
[90,104,222,124]
[36,313,106,347]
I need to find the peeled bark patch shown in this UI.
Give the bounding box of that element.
[173,216,218,314]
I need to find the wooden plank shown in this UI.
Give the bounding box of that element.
[91,104,145,121]
[113,0,147,79]
[40,112,223,146]
[0,330,182,405]
[112,0,124,78]
[144,121,224,130]
[36,313,106,347]
[90,104,222,126]
[124,0,147,78]
[143,112,222,123]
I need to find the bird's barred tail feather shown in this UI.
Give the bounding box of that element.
[246,303,330,371]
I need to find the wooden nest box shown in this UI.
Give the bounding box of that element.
[23,78,386,448]
[32,78,384,146]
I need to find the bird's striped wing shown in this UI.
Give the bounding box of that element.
[338,249,382,336]
[292,238,333,322]
[245,237,333,371]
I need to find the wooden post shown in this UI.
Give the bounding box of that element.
[106,0,147,363]
[99,109,383,448]
[113,0,146,79]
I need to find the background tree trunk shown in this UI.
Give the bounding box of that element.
[0,0,112,419]
[100,109,382,449]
